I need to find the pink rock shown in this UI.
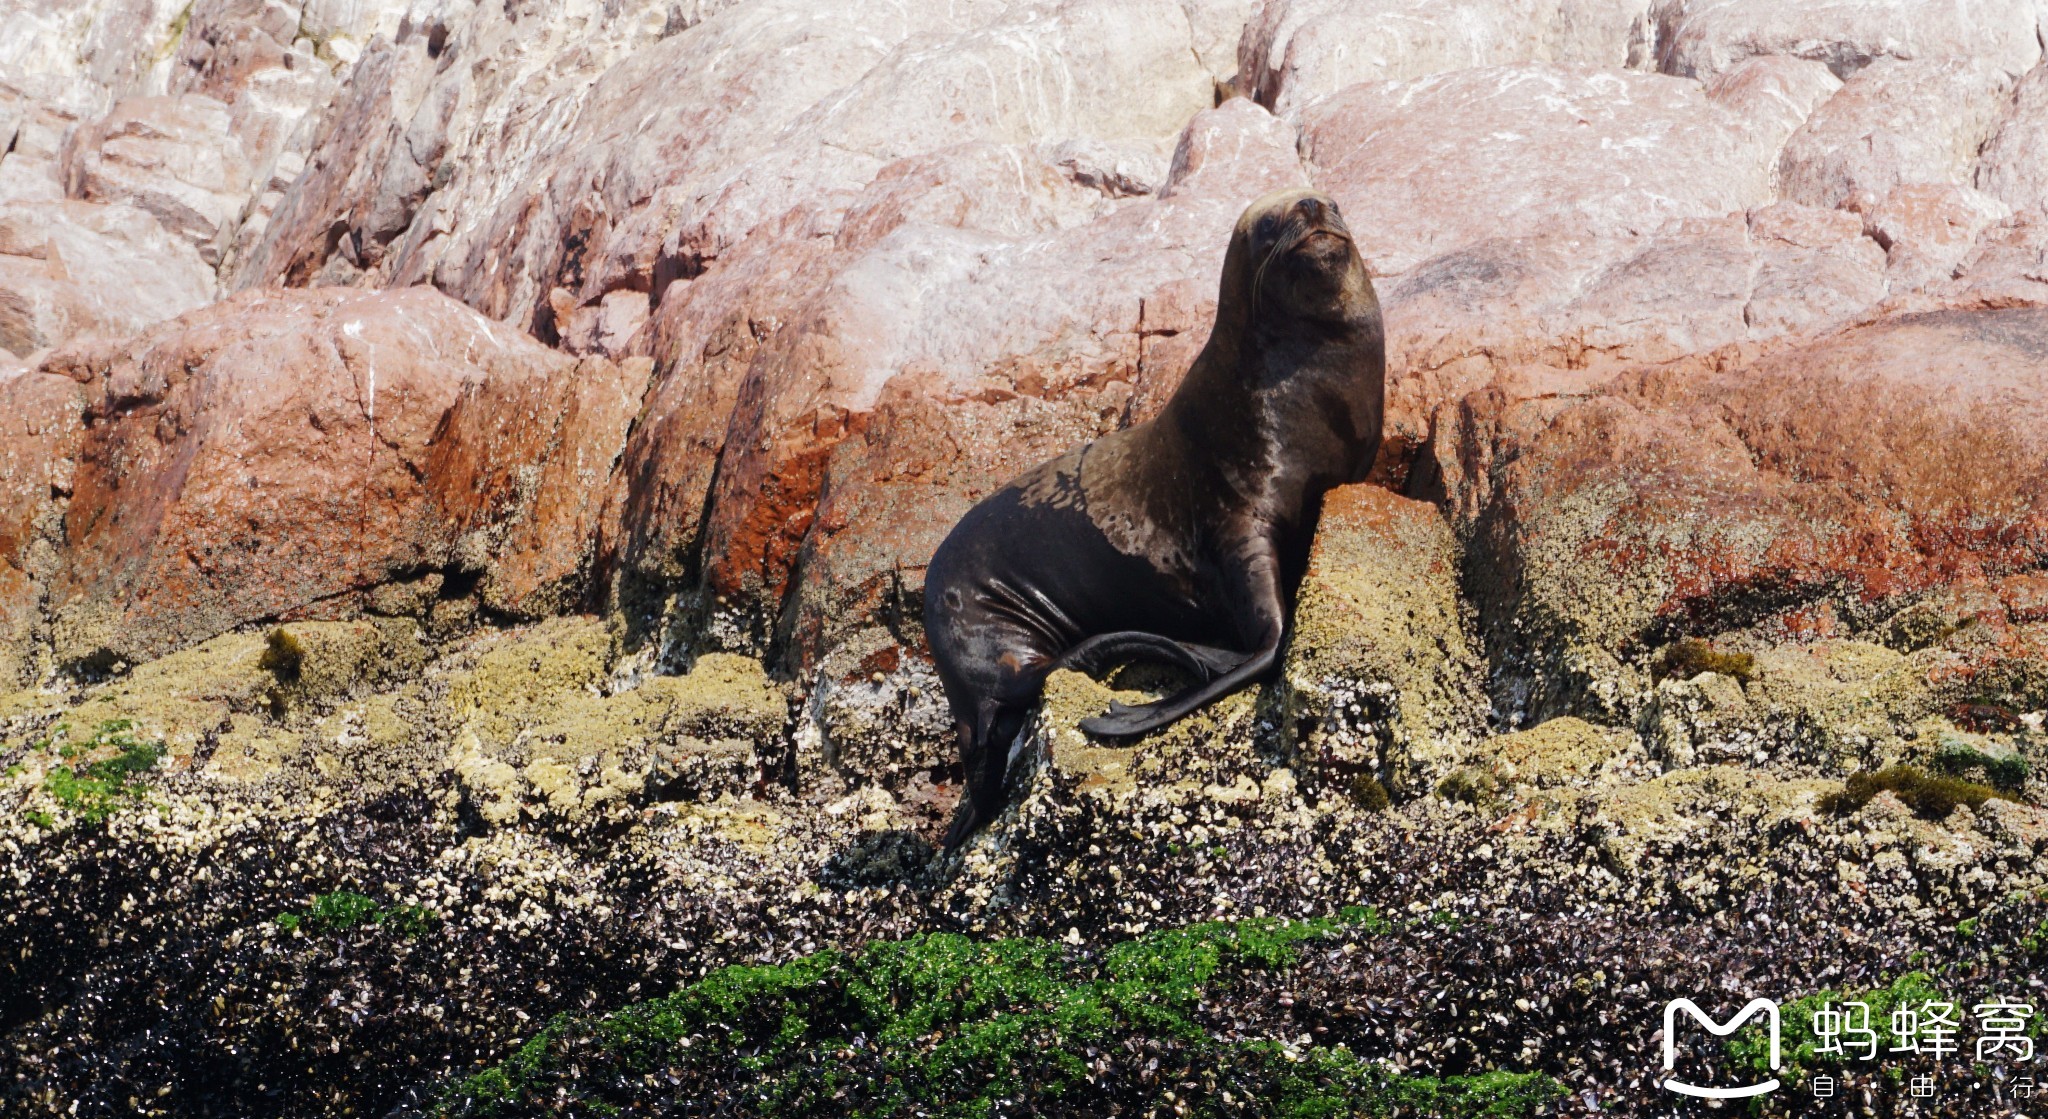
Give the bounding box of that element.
[1299,63,1877,466]
[1300,65,1785,276]
[1934,211,2048,308]
[1653,0,2042,83]
[1699,54,1842,137]
[1777,58,2013,210]
[60,93,254,264]
[244,0,1220,351]
[1741,201,1886,336]
[1857,182,2010,292]
[1975,62,2048,215]
[0,198,215,359]
[1238,0,1657,114]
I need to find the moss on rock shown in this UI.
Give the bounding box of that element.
[1277,485,1486,800]
[448,640,789,825]
[1475,716,1634,788]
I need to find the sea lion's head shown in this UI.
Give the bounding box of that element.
[1229,188,1374,328]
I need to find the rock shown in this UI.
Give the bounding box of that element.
[43,629,278,764]
[59,93,253,264]
[1479,715,1636,787]
[1301,64,1787,276]
[1279,484,1485,799]
[1436,305,2048,726]
[1651,0,2044,83]
[613,99,1305,659]
[1582,764,1835,874]
[1740,201,1887,335]
[1370,163,1879,469]
[938,665,1298,922]
[238,0,1216,335]
[421,353,654,619]
[1776,58,2013,210]
[1858,183,2011,292]
[0,0,192,120]
[0,367,84,685]
[34,287,639,669]
[261,618,429,708]
[796,638,958,802]
[1238,0,1657,114]
[1974,61,2048,215]
[444,619,788,824]
[0,198,215,358]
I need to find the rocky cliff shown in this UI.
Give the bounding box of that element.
[2,1,2046,1116]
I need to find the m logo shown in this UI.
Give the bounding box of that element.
[1661,997,1782,1099]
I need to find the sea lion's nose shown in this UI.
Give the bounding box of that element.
[1295,196,1327,223]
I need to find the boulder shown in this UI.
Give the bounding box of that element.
[1651,0,2043,82]
[32,287,641,670]
[1278,484,1486,799]
[610,99,1306,661]
[238,0,1217,337]
[1428,305,2048,725]
[1975,61,2048,215]
[0,198,215,358]
[1238,0,1656,115]
[59,93,254,264]
[1300,65,1790,277]
[443,619,789,825]
[1776,58,2013,210]
[0,367,84,685]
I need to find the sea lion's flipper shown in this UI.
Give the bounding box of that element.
[940,797,981,850]
[945,700,1029,850]
[1077,642,1281,737]
[1056,631,1250,681]
[1080,543,1287,738]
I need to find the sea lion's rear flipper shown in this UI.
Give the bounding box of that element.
[1078,642,1281,738]
[1055,631,1250,681]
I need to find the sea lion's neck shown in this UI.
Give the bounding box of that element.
[1154,313,1383,515]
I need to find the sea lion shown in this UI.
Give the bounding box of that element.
[923,188,1384,848]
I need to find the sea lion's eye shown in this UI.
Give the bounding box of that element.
[1256,215,1278,240]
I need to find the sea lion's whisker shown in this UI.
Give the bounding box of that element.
[1252,221,1310,310]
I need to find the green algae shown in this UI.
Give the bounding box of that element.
[29,719,164,825]
[276,890,440,938]
[440,909,1559,1118]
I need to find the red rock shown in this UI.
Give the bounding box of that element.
[423,352,654,619]
[0,365,86,684]
[1429,305,2048,718]
[38,287,637,667]
[668,100,1304,658]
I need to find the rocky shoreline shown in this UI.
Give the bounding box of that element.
[6,0,2048,1114]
